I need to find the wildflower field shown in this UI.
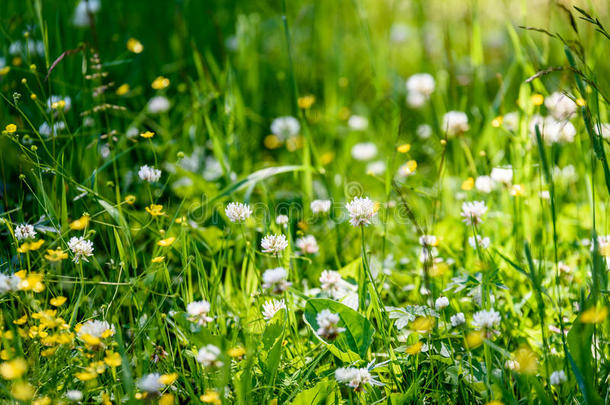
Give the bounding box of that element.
[2,0,610,403]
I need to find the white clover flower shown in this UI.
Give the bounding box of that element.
[225,202,252,223]
[275,215,289,227]
[262,267,291,294]
[65,390,84,402]
[550,370,567,386]
[137,373,164,393]
[138,165,162,183]
[417,124,432,139]
[529,116,576,144]
[406,73,435,108]
[46,95,72,112]
[346,196,377,227]
[68,236,94,263]
[545,92,577,120]
[39,121,66,137]
[348,115,369,131]
[262,299,286,321]
[475,175,495,193]
[366,161,386,176]
[9,40,45,56]
[319,270,343,296]
[468,235,490,249]
[490,167,513,186]
[15,223,36,241]
[311,199,331,214]
[187,300,213,326]
[435,296,449,310]
[460,201,487,226]
[442,111,469,136]
[147,96,170,114]
[270,116,300,140]
[502,111,519,132]
[196,344,223,367]
[73,0,101,27]
[351,142,378,161]
[261,234,288,255]
[77,320,115,339]
[335,367,381,391]
[450,312,465,327]
[472,309,501,329]
[0,273,21,295]
[296,235,319,254]
[316,309,345,340]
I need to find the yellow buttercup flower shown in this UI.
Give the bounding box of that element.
[0,66,10,75]
[405,341,423,355]
[146,204,165,216]
[200,390,221,404]
[104,351,122,367]
[11,382,34,401]
[44,248,68,262]
[461,177,474,191]
[50,296,67,307]
[19,273,45,292]
[510,184,525,197]
[17,239,45,253]
[297,94,315,109]
[264,135,282,149]
[159,372,178,385]
[581,306,608,324]
[151,76,170,90]
[159,393,175,405]
[152,256,165,263]
[157,237,176,247]
[13,315,27,325]
[228,346,246,358]
[125,195,136,205]
[320,152,335,165]
[397,143,411,153]
[531,94,544,106]
[127,38,144,54]
[411,316,434,332]
[491,116,503,127]
[512,345,538,375]
[116,83,130,95]
[140,131,155,139]
[69,214,90,230]
[465,330,485,349]
[0,358,27,380]
[5,124,17,133]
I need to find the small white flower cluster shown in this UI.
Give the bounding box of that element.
[196,344,223,367]
[138,165,162,182]
[65,390,84,402]
[68,236,95,263]
[406,73,435,108]
[15,223,36,241]
[335,367,381,391]
[351,142,378,161]
[77,320,115,339]
[472,309,501,330]
[275,214,289,227]
[450,312,466,327]
[348,115,369,131]
[550,370,567,386]
[442,111,469,136]
[225,202,252,223]
[262,299,286,321]
[73,0,101,27]
[137,373,165,393]
[187,300,213,326]
[311,199,331,214]
[296,235,319,254]
[261,234,289,255]
[529,115,576,144]
[262,267,291,294]
[316,309,345,340]
[468,235,490,249]
[434,296,449,310]
[460,201,488,226]
[148,96,170,114]
[271,116,300,140]
[346,197,377,227]
[545,92,578,120]
[46,95,72,113]
[39,121,67,137]
[0,273,21,295]
[474,167,513,193]
[319,270,358,310]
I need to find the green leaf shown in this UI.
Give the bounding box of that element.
[304,298,375,359]
[567,314,603,404]
[290,381,337,405]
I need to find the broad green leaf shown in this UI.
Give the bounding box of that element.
[304,298,375,359]
[290,381,337,405]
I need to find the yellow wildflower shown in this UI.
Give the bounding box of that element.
[5,124,17,133]
[152,76,170,90]
[491,116,503,127]
[69,214,90,230]
[461,177,474,191]
[17,239,45,253]
[465,330,485,349]
[228,346,246,358]
[0,358,27,380]
[297,94,315,109]
[531,94,544,106]
[140,131,155,138]
[159,372,178,385]
[411,316,435,333]
[157,237,176,247]
[116,83,130,95]
[45,248,68,262]
[104,351,122,367]
[405,341,423,355]
[146,204,165,216]
[200,390,221,404]
[581,306,608,324]
[125,195,136,205]
[50,296,67,307]
[127,38,144,54]
[11,382,34,401]
[159,393,175,405]
[397,143,411,153]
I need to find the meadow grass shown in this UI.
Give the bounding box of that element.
[1,0,610,403]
